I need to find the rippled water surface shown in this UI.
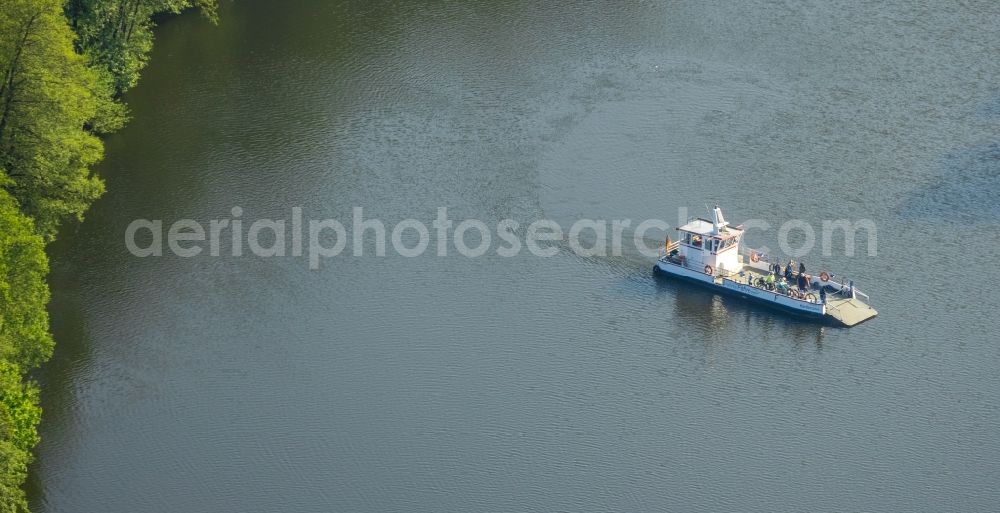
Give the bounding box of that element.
[30,1,1000,511]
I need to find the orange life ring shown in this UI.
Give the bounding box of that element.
[704,265,713,275]
[820,271,830,282]
[750,251,760,263]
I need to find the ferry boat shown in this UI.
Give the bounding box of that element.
[654,206,877,327]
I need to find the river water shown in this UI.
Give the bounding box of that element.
[29,1,1000,511]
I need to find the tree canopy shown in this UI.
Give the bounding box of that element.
[0,360,40,513]
[0,189,49,513]
[0,0,121,239]
[0,189,52,371]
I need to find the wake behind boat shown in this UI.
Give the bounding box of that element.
[654,206,877,327]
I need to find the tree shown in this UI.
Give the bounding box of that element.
[0,0,124,238]
[0,188,52,372]
[0,361,41,513]
[0,189,48,513]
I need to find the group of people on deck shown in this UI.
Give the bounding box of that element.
[772,260,808,289]
[748,259,826,303]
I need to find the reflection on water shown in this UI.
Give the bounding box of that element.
[654,270,827,350]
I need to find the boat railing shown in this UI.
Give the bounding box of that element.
[658,241,682,262]
[739,246,768,259]
[716,267,743,280]
[728,265,831,304]
[823,277,871,303]
[660,241,680,254]
[737,247,872,305]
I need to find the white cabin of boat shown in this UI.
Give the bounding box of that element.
[671,206,745,277]
[657,205,878,327]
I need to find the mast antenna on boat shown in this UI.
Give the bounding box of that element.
[711,204,728,235]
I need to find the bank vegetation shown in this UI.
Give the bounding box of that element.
[0,1,216,510]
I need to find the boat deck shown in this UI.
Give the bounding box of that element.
[738,263,878,325]
[657,252,878,327]
[825,297,878,327]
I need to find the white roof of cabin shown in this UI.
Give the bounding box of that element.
[678,218,745,237]
[677,218,716,235]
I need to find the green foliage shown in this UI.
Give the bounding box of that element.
[0,189,52,371]
[0,190,49,513]
[0,0,120,238]
[0,0,217,238]
[0,361,40,513]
